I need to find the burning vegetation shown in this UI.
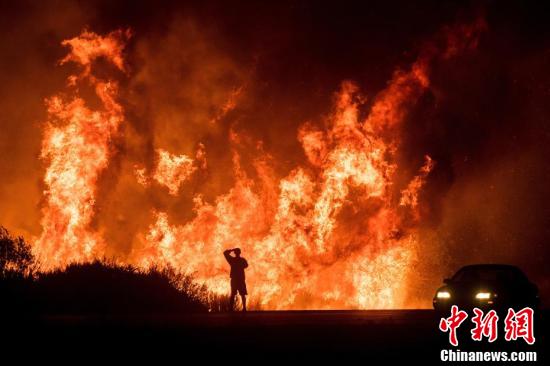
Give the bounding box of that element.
[19,17,487,311]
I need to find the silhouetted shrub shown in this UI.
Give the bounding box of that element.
[32,261,208,314]
[0,226,34,277]
[0,227,35,313]
[0,227,235,314]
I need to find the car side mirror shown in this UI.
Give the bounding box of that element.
[443,278,452,285]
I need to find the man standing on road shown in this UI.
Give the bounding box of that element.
[223,248,249,312]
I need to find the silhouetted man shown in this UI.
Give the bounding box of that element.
[223,248,248,312]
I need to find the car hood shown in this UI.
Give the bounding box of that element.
[437,280,534,301]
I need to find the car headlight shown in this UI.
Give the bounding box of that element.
[436,291,451,299]
[475,292,491,300]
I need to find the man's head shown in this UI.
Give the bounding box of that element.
[233,248,241,257]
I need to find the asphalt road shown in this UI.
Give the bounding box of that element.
[4,310,547,364]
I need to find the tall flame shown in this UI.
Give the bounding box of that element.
[34,20,485,308]
[34,30,130,269]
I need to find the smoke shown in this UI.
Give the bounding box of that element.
[94,17,250,257]
[1,1,549,307]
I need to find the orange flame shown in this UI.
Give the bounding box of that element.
[153,149,196,195]
[134,146,205,194]
[400,155,435,210]
[34,30,130,269]
[34,21,485,308]
[131,74,423,309]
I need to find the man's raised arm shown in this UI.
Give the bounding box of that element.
[223,249,233,263]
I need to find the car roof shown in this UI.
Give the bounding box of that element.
[458,264,521,271]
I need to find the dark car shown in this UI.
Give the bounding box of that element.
[433,264,539,312]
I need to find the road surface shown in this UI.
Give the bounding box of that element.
[4,310,547,363]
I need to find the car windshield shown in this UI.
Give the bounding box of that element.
[452,267,527,283]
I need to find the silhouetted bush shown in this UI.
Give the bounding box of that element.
[159,266,232,312]
[32,261,208,314]
[0,227,231,315]
[0,226,34,277]
[0,227,36,314]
